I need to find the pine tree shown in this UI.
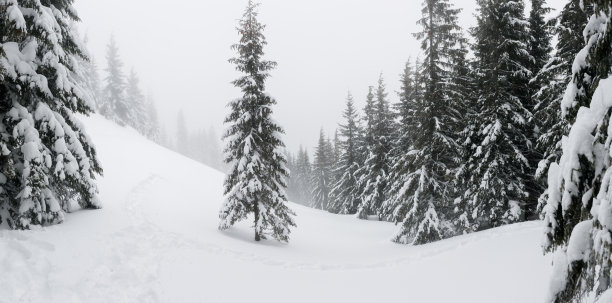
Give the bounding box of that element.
[543,2,612,301]
[0,0,102,229]
[458,0,533,232]
[100,36,129,125]
[219,1,295,242]
[125,69,149,135]
[391,0,466,244]
[533,0,592,213]
[356,75,394,220]
[311,129,332,210]
[329,93,362,214]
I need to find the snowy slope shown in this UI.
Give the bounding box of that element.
[0,115,552,303]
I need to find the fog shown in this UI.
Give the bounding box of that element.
[74,0,566,152]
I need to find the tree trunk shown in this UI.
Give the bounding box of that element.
[254,201,261,241]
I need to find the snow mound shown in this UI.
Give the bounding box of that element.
[0,115,552,303]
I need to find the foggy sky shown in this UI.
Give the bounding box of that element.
[74,0,567,153]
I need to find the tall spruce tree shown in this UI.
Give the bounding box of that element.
[219,1,295,242]
[533,0,592,213]
[356,75,394,220]
[384,59,419,220]
[100,36,129,125]
[0,0,102,229]
[391,0,466,244]
[126,69,149,135]
[543,1,612,301]
[526,0,553,218]
[329,93,362,214]
[458,0,533,232]
[290,146,312,205]
[311,129,333,210]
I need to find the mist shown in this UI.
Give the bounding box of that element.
[73,0,562,153]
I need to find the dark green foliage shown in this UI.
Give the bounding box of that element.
[329,93,362,214]
[219,1,295,242]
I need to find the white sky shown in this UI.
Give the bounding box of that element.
[74,0,567,152]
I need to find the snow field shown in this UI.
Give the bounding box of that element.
[0,115,552,303]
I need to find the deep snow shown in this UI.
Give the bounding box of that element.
[0,115,553,303]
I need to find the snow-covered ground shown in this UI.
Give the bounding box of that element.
[0,115,553,303]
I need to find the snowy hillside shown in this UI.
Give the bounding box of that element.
[0,115,552,303]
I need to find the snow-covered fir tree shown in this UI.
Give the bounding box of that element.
[457,0,533,232]
[311,129,333,210]
[391,0,466,244]
[526,0,553,217]
[100,36,129,125]
[329,93,362,214]
[0,0,102,229]
[287,146,313,205]
[533,0,592,213]
[356,75,394,220]
[176,110,189,155]
[384,59,420,220]
[144,95,161,142]
[219,1,295,242]
[543,1,612,301]
[125,69,149,135]
[76,35,102,112]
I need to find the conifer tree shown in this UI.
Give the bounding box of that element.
[77,35,102,112]
[391,0,465,244]
[176,110,189,156]
[0,0,102,229]
[311,129,333,210]
[219,1,295,242]
[126,69,149,135]
[525,0,553,218]
[384,59,418,220]
[145,95,161,142]
[294,146,313,205]
[533,0,592,212]
[329,93,362,214]
[542,1,612,301]
[100,36,129,125]
[356,75,394,220]
[458,0,533,232]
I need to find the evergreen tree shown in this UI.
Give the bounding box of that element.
[533,0,592,213]
[176,110,189,156]
[391,0,466,244]
[100,36,129,125]
[77,35,102,112]
[384,59,419,220]
[219,1,295,242]
[125,69,149,135]
[0,0,102,229]
[526,0,554,218]
[356,75,394,220]
[145,95,161,142]
[311,129,332,210]
[458,0,533,232]
[329,93,362,214]
[543,2,612,301]
[294,146,313,205]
